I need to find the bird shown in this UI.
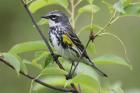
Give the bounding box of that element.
[41,11,107,77]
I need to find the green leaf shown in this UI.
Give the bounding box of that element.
[32,76,66,93]
[9,41,46,54]
[32,62,100,93]
[62,62,99,83]
[38,18,48,26]
[29,0,69,13]
[120,0,132,7]
[44,53,53,67]
[24,0,33,4]
[100,82,125,93]
[102,0,114,13]
[32,51,54,69]
[40,66,68,76]
[20,59,28,74]
[87,42,96,55]
[2,53,20,74]
[78,4,100,16]
[86,0,94,4]
[76,63,99,81]
[109,82,124,93]
[69,74,100,93]
[113,0,139,16]
[123,3,140,16]
[94,55,132,69]
[29,0,46,13]
[32,51,49,69]
[13,55,29,74]
[22,59,32,65]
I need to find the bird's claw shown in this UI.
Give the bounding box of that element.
[66,73,73,80]
[52,54,61,61]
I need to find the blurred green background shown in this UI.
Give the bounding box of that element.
[0,0,140,93]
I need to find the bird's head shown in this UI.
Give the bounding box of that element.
[41,11,70,27]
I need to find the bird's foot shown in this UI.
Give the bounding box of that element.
[52,54,61,61]
[66,73,73,80]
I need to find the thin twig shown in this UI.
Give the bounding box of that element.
[95,10,117,36]
[29,70,42,93]
[74,0,82,7]
[99,32,131,68]
[70,39,91,76]
[71,84,79,93]
[70,0,75,29]
[0,57,74,92]
[78,84,82,93]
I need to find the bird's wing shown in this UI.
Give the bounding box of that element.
[62,29,108,77]
[63,30,89,58]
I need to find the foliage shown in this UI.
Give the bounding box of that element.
[1,0,139,93]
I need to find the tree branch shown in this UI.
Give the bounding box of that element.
[0,57,74,92]
[70,38,91,77]
[70,0,75,29]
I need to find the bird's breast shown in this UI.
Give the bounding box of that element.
[49,31,78,61]
[49,31,61,51]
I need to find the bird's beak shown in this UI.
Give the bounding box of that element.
[41,15,50,19]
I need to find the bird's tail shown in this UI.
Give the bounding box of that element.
[86,58,108,77]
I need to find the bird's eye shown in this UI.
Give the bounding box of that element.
[51,15,57,20]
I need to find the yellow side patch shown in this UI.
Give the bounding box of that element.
[63,34,73,46]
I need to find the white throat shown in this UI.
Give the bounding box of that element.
[48,20,61,27]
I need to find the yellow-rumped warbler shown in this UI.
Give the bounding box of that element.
[42,11,107,77]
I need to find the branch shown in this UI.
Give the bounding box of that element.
[70,38,91,76]
[0,57,74,92]
[95,10,117,36]
[70,0,75,29]
[74,0,82,7]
